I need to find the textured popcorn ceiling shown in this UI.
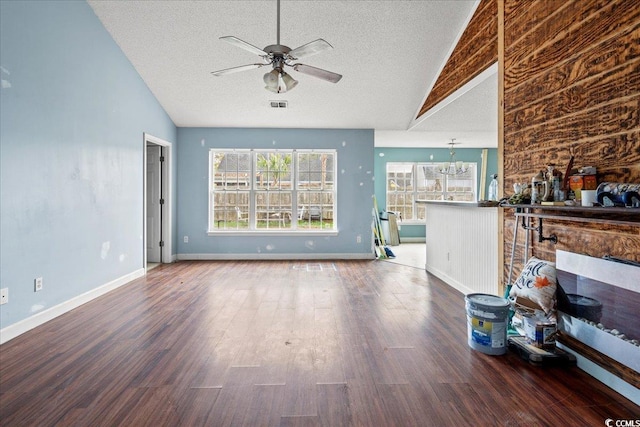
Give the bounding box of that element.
[88,0,496,147]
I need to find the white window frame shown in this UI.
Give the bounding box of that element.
[386,162,477,223]
[208,149,337,234]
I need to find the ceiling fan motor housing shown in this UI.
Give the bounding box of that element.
[263,44,291,56]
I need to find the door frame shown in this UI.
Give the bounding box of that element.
[143,133,173,271]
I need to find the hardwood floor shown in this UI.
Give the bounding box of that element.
[1,260,638,426]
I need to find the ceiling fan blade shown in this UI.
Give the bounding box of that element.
[288,39,333,60]
[220,36,268,57]
[211,63,266,77]
[292,64,342,83]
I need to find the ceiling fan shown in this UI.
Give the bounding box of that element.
[211,0,342,93]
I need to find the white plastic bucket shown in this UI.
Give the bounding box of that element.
[465,293,510,355]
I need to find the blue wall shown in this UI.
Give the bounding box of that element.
[374,147,498,238]
[177,128,375,258]
[0,0,495,333]
[0,1,176,328]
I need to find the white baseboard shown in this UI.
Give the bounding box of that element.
[0,268,145,344]
[177,253,375,261]
[425,265,474,296]
[398,237,426,243]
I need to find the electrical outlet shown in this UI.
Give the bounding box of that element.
[0,288,8,305]
[356,234,361,243]
[184,236,189,243]
[34,277,43,292]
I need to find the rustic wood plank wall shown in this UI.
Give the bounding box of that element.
[416,0,497,119]
[502,0,640,277]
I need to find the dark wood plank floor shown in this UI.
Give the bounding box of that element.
[1,260,638,426]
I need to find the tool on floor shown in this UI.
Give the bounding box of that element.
[372,196,395,259]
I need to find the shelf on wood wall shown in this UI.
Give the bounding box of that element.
[501,203,640,227]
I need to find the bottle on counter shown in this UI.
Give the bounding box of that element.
[488,174,498,201]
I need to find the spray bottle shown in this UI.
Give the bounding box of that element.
[488,174,498,201]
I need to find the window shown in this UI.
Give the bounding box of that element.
[386,162,476,222]
[209,149,336,232]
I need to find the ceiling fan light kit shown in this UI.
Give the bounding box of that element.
[211,0,341,93]
[264,70,297,94]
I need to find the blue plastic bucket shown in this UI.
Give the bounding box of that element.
[465,293,510,355]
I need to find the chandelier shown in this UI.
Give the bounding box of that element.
[439,139,469,175]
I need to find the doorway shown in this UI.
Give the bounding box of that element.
[143,133,173,272]
[146,144,162,265]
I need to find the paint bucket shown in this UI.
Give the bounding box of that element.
[465,293,510,355]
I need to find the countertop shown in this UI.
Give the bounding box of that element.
[416,200,500,208]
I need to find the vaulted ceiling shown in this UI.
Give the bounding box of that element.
[88,0,497,147]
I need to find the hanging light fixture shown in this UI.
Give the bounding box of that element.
[439,139,469,175]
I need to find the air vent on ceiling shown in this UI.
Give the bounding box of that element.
[270,100,288,109]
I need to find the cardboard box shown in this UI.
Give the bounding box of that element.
[582,174,597,190]
[513,296,544,313]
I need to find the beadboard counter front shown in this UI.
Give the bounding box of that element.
[417,201,499,296]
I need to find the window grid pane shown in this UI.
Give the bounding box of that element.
[297,191,334,230]
[255,151,293,190]
[213,152,251,189]
[297,152,334,191]
[212,191,250,230]
[386,163,415,222]
[211,151,252,229]
[255,191,292,229]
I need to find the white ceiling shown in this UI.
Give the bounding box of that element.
[88,0,497,148]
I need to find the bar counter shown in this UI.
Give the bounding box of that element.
[416,200,499,295]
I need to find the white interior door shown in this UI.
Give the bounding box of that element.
[146,145,162,263]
